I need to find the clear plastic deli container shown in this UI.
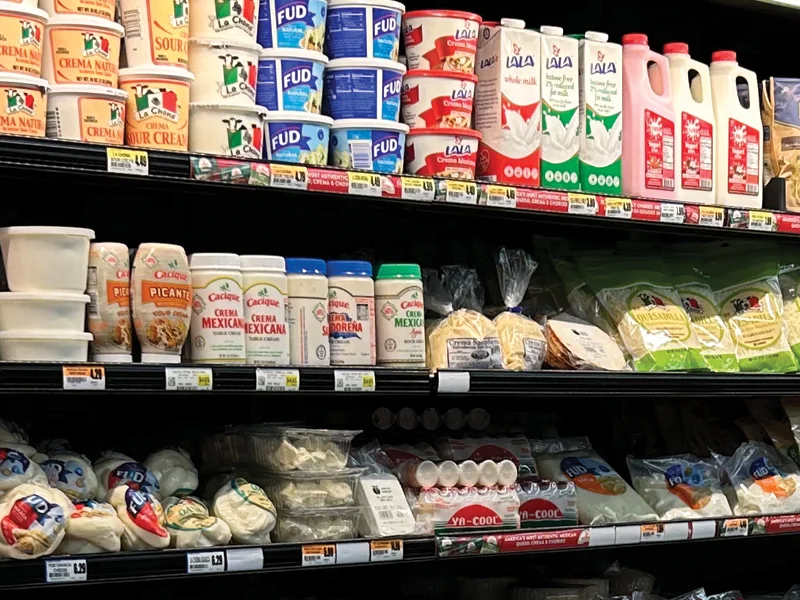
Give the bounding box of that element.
[273,506,362,542]
[251,468,365,508]
[201,428,248,465]
[244,426,361,471]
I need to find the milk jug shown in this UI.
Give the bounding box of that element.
[660,43,716,205]
[622,33,677,201]
[709,51,763,208]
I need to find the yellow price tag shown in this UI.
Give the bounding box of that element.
[256,368,299,392]
[485,185,516,208]
[567,193,598,215]
[401,176,435,201]
[605,198,632,219]
[335,370,376,392]
[285,373,299,389]
[362,373,375,390]
[270,164,308,190]
[106,148,148,176]
[748,210,774,231]
[347,172,382,196]
[444,180,477,205]
[197,374,212,387]
[698,205,725,227]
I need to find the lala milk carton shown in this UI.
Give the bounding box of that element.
[474,18,542,186]
[540,26,580,190]
[577,31,622,195]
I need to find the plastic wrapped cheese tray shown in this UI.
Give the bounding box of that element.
[249,468,365,508]
[201,428,248,465]
[244,427,361,471]
[273,506,363,542]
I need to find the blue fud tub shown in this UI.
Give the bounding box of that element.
[323,58,405,121]
[258,0,329,51]
[330,118,408,173]
[257,48,328,112]
[324,0,405,60]
[264,111,334,164]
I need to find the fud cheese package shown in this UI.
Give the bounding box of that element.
[144,448,199,498]
[533,437,657,525]
[94,452,161,500]
[108,485,170,550]
[165,497,232,549]
[41,451,99,502]
[0,484,74,560]
[59,500,124,554]
[721,441,800,515]
[0,446,49,498]
[212,478,277,545]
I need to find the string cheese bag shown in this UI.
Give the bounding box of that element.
[424,267,502,370]
[532,437,657,525]
[545,313,627,371]
[108,484,170,550]
[778,246,800,363]
[144,448,199,498]
[575,251,707,372]
[0,484,73,559]
[41,451,98,502]
[164,497,232,549]
[59,500,124,554]
[212,478,277,544]
[627,454,732,520]
[721,441,800,515]
[493,248,546,371]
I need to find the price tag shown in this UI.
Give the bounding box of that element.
[165,368,213,391]
[302,544,336,567]
[698,205,725,227]
[348,172,382,197]
[270,164,308,190]
[401,176,435,201]
[748,210,775,231]
[444,180,478,205]
[720,518,749,538]
[334,370,375,392]
[62,366,105,391]
[567,193,598,216]
[605,198,633,219]
[46,559,87,583]
[187,551,226,574]
[640,523,665,542]
[256,368,299,392]
[370,540,403,562]
[485,185,516,208]
[106,148,148,176]
[660,203,685,224]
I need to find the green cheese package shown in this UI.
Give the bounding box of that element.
[777,245,800,363]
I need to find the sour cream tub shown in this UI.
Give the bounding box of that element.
[401,69,476,128]
[0,330,93,361]
[323,57,404,121]
[330,118,407,173]
[191,0,259,42]
[118,65,194,152]
[257,48,327,113]
[257,0,327,51]
[325,0,404,61]
[264,111,332,164]
[119,0,189,68]
[0,3,48,77]
[189,38,261,105]
[402,10,481,73]
[39,0,116,20]
[46,84,127,144]
[0,73,48,138]
[189,102,267,159]
[42,15,123,86]
[0,292,90,332]
[404,127,481,179]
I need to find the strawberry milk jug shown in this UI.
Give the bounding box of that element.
[622,33,677,201]
[660,43,716,205]
[709,51,763,208]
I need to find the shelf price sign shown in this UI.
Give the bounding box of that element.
[106,148,148,176]
[187,551,226,574]
[165,368,213,391]
[605,198,633,219]
[256,368,300,392]
[348,172,382,197]
[370,540,403,562]
[46,559,87,583]
[698,205,725,227]
[720,518,749,537]
[444,180,478,205]
[567,193,598,216]
[748,210,775,231]
[271,164,309,191]
[484,185,516,209]
[660,203,685,224]
[401,177,435,201]
[302,544,336,567]
[334,370,375,392]
[62,366,106,391]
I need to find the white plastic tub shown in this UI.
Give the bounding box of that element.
[401,70,477,128]
[39,0,115,20]
[0,73,49,138]
[0,3,48,77]
[257,48,327,113]
[0,226,95,293]
[190,0,258,43]
[323,57,405,121]
[404,127,481,178]
[263,111,332,164]
[402,10,481,72]
[46,84,127,144]
[189,103,267,159]
[189,38,262,105]
[330,118,408,173]
[0,330,93,361]
[42,15,123,87]
[0,293,89,332]
[119,0,189,68]
[325,0,405,60]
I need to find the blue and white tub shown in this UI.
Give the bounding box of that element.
[258,48,328,112]
[323,58,405,121]
[325,0,405,60]
[264,111,333,164]
[330,118,408,173]
[257,0,328,51]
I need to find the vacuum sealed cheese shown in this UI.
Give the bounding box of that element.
[721,441,800,515]
[144,448,199,498]
[108,485,170,550]
[94,452,161,500]
[0,484,73,560]
[165,497,232,549]
[545,313,628,371]
[627,454,732,520]
[60,500,124,554]
[212,478,277,545]
[533,437,657,525]
[493,248,546,371]
[778,248,800,363]
[41,451,98,502]
[0,446,49,498]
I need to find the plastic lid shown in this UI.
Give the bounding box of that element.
[0,292,89,303]
[404,69,478,82]
[0,226,95,239]
[286,258,327,276]
[404,10,482,22]
[263,111,333,125]
[663,42,689,55]
[326,57,406,73]
[622,33,648,46]
[329,0,405,11]
[327,260,372,278]
[500,18,525,29]
[0,73,49,91]
[260,47,328,63]
[331,119,409,134]
[92,353,133,363]
[190,253,241,270]
[712,50,737,62]
[407,127,482,140]
[585,31,609,42]
[141,353,181,364]
[47,14,124,35]
[49,84,128,100]
[119,66,196,82]
[540,25,564,36]
[0,3,48,20]
[190,37,262,53]
[189,102,268,117]
[240,255,286,273]
[0,330,93,341]
[377,263,421,280]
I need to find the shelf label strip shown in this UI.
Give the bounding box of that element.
[62,366,105,391]
[256,368,299,392]
[166,368,213,391]
[334,370,375,392]
[302,544,336,567]
[370,540,403,562]
[45,559,87,583]
[106,148,148,176]
[226,548,263,572]
[187,551,226,574]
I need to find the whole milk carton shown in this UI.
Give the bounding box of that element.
[475,19,542,186]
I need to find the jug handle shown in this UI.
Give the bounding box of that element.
[688,58,712,103]
[737,67,759,109]
[647,51,671,99]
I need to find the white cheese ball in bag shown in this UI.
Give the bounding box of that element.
[108,485,170,550]
[0,484,73,560]
[165,497,232,549]
[722,441,800,515]
[0,446,49,499]
[144,448,199,498]
[212,478,277,545]
[94,452,161,500]
[41,451,98,502]
[59,500,124,554]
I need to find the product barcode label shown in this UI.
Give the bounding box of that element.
[165,368,213,391]
[746,183,760,195]
[720,518,749,537]
[255,368,299,392]
[302,544,336,567]
[484,185,516,208]
[334,370,375,392]
[187,551,225,574]
[62,366,105,391]
[605,198,632,219]
[46,559,87,583]
[444,180,477,205]
[106,148,148,176]
[401,177,435,201]
[370,540,403,562]
[45,110,58,138]
[748,210,774,231]
[700,179,713,189]
[121,10,142,37]
[270,164,308,190]
[640,523,665,542]
[660,203,685,224]
[567,193,598,216]
[698,206,725,227]
[348,172,382,197]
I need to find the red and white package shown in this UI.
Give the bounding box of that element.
[436,437,538,480]
[405,128,481,179]
[401,70,477,129]
[403,11,482,73]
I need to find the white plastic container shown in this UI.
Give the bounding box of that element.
[399,460,439,488]
[374,263,424,367]
[478,459,499,487]
[189,38,261,105]
[0,330,93,361]
[0,3,48,77]
[39,0,116,20]
[286,258,329,366]
[189,0,259,43]
[323,57,405,120]
[404,127,481,178]
[436,460,459,487]
[401,70,476,129]
[258,48,327,113]
[0,73,49,138]
[119,0,189,68]
[189,103,267,159]
[4,0,39,8]
[46,84,128,145]
[709,50,763,208]
[661,43,716,205]
[87,242,132,363]
[327,260,375,366]
[241,255,290,366]
[325,0,405,61]
[457,460,480,487]
[264,111,332,164]
[330,119,408,173]
[496,459,518,486]
[189,253,246,364]
[0,226,95,294]
[402,10,481,73]
[0,293,89,331]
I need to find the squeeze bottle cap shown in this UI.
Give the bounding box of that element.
[622,33,648,46]
[712,50,737,62]
[377,264,421,280]
[190,253,240,270]
[663,42,689,55]
[327,260,373,278]
[286,258,327,276]
[240,255,286,273]
[585,31,609,42]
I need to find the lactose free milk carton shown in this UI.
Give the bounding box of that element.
[474,19,542,186]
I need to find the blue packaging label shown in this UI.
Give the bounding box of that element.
[323,67,401,121]
[325,6,401,60]
[258,0,327,50]
[330,127,405,173]
[267,120,330,164]
[257,57,325,112]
